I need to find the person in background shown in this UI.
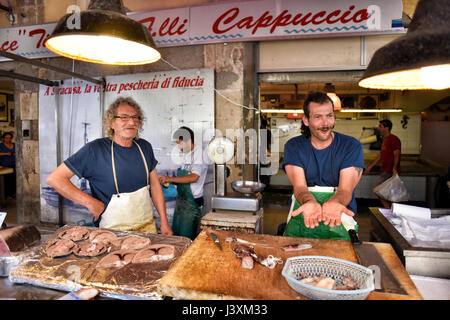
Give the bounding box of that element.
[282,91,365,240]
[46,97,173,235]
[365,119,401,208]
[0,132,16,199]
[159,126,208,239]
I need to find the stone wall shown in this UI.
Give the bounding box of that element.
[5,1,256,224]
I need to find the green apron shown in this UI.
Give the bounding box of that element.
[284,189,355,241]
[172,168,202,240]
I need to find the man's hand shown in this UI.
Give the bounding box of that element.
[392,168,398,176]
[291,200,322,229]
[365,154,380,175]
[159,175,171,185]
[160,222,174,235]
[322,199,354,228]
[86,198,105,222]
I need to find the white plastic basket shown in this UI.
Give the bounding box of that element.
[282,256,375,300]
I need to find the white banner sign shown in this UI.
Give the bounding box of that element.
[39,69,215,226]
[0,0,403,61]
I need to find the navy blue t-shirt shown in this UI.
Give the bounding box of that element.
[0,143,15,167]
[64,137,158,209]
[282,132,365,215]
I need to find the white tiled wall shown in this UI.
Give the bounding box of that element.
[334,118,380,141]
[389,113,421,154]
[334,113,421,155]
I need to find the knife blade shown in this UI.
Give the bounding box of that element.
[342,213,407,295]
[347,228,408,295]
[208,232,222,251]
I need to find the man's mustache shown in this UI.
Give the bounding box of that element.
[318,124,335,130]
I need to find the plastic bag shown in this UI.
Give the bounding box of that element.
[373,174,409,202]
[162,183,178,200]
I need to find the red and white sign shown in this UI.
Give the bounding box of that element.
[0,0,403,61]
[0,23,57,60]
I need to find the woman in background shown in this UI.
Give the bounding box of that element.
[0,132,16,198]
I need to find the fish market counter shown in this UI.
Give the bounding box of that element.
[158,230,422,300]
[1,225,191,300]
[0,276,75,300]
[1,226,424,300]
[369,207,450,279]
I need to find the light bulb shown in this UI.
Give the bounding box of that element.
[420,64,450,90]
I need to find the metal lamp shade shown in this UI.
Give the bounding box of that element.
[359,0,450,90]
[46,2,160,65]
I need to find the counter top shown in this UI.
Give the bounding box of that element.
[363,159,446,177]
[368,207,450,279]
[158,230,423,300]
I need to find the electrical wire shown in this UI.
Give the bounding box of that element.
[160,57,258,111]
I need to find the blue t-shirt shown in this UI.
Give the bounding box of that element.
[282,132,365,215]
[64,137,158,209]
[0,143,15,167]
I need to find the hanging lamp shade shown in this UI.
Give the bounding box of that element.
[45,0,161,65]
[359,0,450,90]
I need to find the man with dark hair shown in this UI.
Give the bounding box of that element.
[159,126,208,239]
[282,91,365,240]
[46,97,173,235]
[366,119,401,208]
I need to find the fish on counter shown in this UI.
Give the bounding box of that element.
[0,237,10,257]
[95,250,137,268]
[73,240,107,257]
[45,238,76,258]
[58,287,100,300]
[131,244,175,264]
[232,244,264,270]
[115,235,151,250]
[89,229,118,246]
[58,226,90,242]
[281,243,313,252]
[232,244,283,270]
[298,273,360,291]
[0,224,41,256]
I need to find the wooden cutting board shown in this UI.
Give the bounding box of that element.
[158,230,422,300]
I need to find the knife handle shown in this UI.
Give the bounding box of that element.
[348,229,362,245]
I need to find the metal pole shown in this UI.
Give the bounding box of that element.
[54,82,64,226]
[0,69,58,87]
[0,50,104,86]
[99,77,106,137]
[254,42,261,182]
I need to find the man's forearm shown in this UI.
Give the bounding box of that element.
[368,155,381,169]
[168,174,198,184]
[328,189,352,207]
[151,186,169,225]
[150,182,173,235]
[47,175,97,209]
[294,188,316,205]
[393,150,400,172]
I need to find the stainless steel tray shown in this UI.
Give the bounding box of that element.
[231,180,265,194]
[9,225,191,299]
[369,208,450,278]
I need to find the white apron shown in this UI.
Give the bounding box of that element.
[99,140,157,233]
